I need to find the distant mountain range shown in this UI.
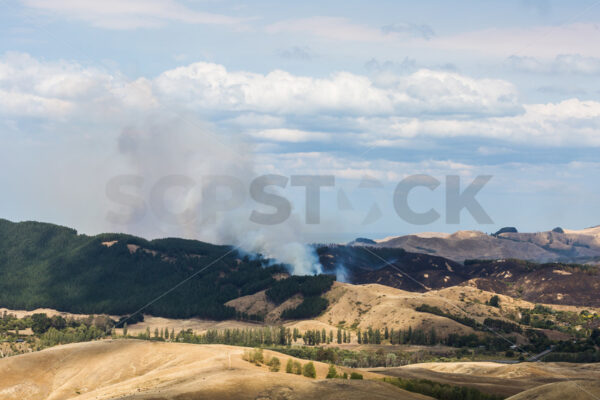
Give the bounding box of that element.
[349,226,600,263]
[1,217,600,319]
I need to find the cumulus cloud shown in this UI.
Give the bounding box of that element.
[21,0,242,29]
[2,52,600,149]
[0,52,157,119]
[0,53,520,122]
[153,62,519,117]
[360,99,600,147]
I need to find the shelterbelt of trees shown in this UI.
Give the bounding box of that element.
[0,219,333,321]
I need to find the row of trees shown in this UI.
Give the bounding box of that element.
[158,326,355,347]
[358,326,439,346]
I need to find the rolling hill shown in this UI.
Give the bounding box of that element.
[0,340,425,400]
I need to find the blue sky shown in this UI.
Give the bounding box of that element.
[2,0,600,245]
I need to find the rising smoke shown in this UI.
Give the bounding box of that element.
[114,114,322,275]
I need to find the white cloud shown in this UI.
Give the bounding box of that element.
[359,98,600,147]
[2,53,599,148]
[0,52,158,119]
[154,62,519,117]
[0,89,73,118]
[21,0,242,29]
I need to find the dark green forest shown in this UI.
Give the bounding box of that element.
[0,219,331,320]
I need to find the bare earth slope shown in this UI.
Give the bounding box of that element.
[0,340,429,400]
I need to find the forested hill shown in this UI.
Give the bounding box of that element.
[0,218,299,320]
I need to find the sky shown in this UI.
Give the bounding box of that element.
[2,0,600,247]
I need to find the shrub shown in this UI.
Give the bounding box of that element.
[243,348,264,365]
[268,357,281,372]
[293,361,302,375]
[286,358,294,373]
[302,362,316,378]
[326,364,338,379]
[350,372,363,380]
[488,295,500,308]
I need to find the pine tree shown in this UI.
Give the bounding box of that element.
[337,328,342,344]
[384,326,389,340]
[429,327,437,345]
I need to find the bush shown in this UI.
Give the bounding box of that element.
[302,362,316,378]
[243,348,264,365]
[268,357,281,372]
[488,295,500,308]
[350,372,363,380]
[293,361,302,375]
[326,364,338,379]
[286,358,294,373]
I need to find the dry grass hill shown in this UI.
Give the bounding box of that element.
[371,361,600,398]
[506,380,600,400]
[222,282,599,341]
[0,340,429,400]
